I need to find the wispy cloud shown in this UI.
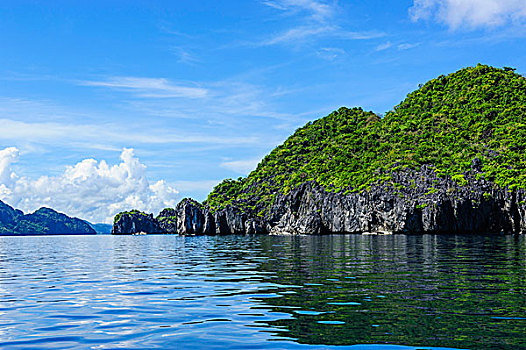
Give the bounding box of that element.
[397,43,420,50]
[170,47,201,65]
[261,26,383,46]
[316,47,346,61]
[0,76,295,155]
[263,0,334,21]
[81,77,208,98]
[260,0,383,46]
[375,41,420,52]
[262,26,332,45]
[220,158,261,174]
[173,179,223,193]
[375,42,393,51]
[410,0,526,30]
[0,116,259,148]
[94,78,301,123]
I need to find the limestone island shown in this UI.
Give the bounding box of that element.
[113,65,526,235]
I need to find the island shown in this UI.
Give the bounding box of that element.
[0,200,96,236]
[113,64,526,235]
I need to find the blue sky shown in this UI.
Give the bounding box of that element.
[0,0,525,223]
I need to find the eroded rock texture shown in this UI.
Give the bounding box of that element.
[113,167,526,235]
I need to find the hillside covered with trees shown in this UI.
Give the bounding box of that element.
[0,200,96,235]
[113,64,526,235]
[206,64,526,216]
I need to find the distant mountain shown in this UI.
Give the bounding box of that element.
[0,200,96,236]
[89,223,112,234]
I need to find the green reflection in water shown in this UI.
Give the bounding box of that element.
[252,234,526,349]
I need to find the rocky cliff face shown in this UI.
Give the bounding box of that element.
[266,166,525,235]
[112,166,526,235]
[112,211,160,235]
[112,198,265,235]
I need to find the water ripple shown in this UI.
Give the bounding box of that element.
[0,234,524,349]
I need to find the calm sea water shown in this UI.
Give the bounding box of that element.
[0,234,524,349]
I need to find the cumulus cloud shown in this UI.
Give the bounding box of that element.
[410,0,526,29]
[0,147,19,197]
[0,147,179,224]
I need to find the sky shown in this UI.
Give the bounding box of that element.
[0,0,525,224]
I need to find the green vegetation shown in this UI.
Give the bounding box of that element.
[206,65,526,214]
[113,209,150,224]
[0,202,95,235]
[252,234,526,349]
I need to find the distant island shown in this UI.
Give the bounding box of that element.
[89,223,113,234]
[115,65,525,235]
[0,200,95,236]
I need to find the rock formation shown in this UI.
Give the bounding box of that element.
[112,165,526,235]
[112,65,526,236]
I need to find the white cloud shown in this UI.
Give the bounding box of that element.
[375,42,393,51]
[171,47,201,65]
[375,41,419,52]
[263,0,334,21]
[317,47,346,61]
[261,26,382,46]
[410,0,526,29]
[317,47,347,61]
[220,158,260,174]
[263,26,333,45]
[0,147,179,224]
[397,43,420,50]
[260,0,383,46]
[81,77,208,98]
[0,116,259,148]
[0,147,19,196]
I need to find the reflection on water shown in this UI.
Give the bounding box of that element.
[0,234,524,349]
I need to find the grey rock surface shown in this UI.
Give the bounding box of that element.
[112,212,160,235]
[112,166,526,235]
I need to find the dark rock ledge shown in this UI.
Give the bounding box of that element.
[112,166,526,235]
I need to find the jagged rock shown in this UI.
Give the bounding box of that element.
[112,166,526,235]
[114,200,218,235]
[157,208,178,233]
[174,199,208,235]
[265,166,526,235]
[202,209,216,235]
[112,201,256,235]
[112,211,160,235]
[157,199,217,235]
[177,199,202,234]
[214,205,247,234]
[245,218,266,234]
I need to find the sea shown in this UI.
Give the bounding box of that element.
[0,234,524,349]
